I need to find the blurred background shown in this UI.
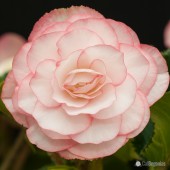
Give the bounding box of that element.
[0,0,169,50]
[0,0,170,170]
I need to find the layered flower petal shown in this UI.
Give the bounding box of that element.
[27,123,75,152]
[57,29,104,58]
[78,45,126,85]
[141,45,169,105]
[12,43,31,83]
[28,32,63,72]
[68,18,118,48]
[94,75,136,119]
[72,116,121,144]
[29,6,104,41]
[63,83,116,115]
[17,74,37,114]
[30,59,59,107]
[127,95,150,138]
[120,44,149,87]
[1,71,28,127]
[119,92,146,135]
[69,136,127,160]
[33,102,92,135]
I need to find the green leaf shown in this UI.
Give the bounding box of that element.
[103,141,139,170]
[132,119,154,154]
[162,49,170,91]
[39,165,78,170]
[162,49,170,72]
[141,92,170,165]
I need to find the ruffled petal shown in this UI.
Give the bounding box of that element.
[138,47,157,95]
[42,22,70,34]
[33,102,91,135]
[17,74,37,114]
[26,123,75,152]
[29,6,104,41]
[28,32,63,72]
[59,150,85,160]
[57,29,104,58]
[12,43,31,84]
[30,60,59,107]
[127,95,150,138]
[141,45,168,73]
[141,45,169,105]
[72,116,121,144]
[55,50,81,87]
[147,73,170,105]
[63,83,116,115]
[1,71,28,127]
[68,18,118,48]
[42,129,70,140]
[120,44,149,87]
[119,93,146,135]
[69,136,127,160]
[108,19,140,46]
[78,45,126,85]
[94,75,136,119]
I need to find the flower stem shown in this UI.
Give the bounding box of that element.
[0,130,24,170]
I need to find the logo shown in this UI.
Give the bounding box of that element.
[135,161,141,167]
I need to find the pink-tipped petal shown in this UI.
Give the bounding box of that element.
[138,47,157,95]
[17,74,37,114]
[120,44,149,87]
[141,45,169,105]
[42,22,70,35]
[127,96,150,138]
[108,19,140,46]
[147,73,170,106]
[78,45,126,85]
[57,29,104,58]
[55,50,81,87]
[68,18,118,48]
[12,43,31,84]
[1,71,28,127]
[42,129,70,140]
[28,32,63,72]
[59,150,85,160]
[94,75,136,119]
[30,60,59,107]
[63,83,116,115]
[141,45,168,73]
[33,102,91,135]
[29,6,104,41]
[119,93,146,135]
[69,136,127,160]
[72,116,121,144]
[26,123,75,152]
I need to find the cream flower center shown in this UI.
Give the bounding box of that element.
[63,69,105,99]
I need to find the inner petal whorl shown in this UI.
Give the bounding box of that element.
[63,69,105,99]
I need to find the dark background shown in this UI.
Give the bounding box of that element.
[0,0,169,51]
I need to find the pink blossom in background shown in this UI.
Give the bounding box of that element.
[1,6,169,160]
[0,33,25,76]
[164,20,170,48]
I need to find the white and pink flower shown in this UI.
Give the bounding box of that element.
[0,33,25,76]
[1,6,169,160]
[164,20,170,48]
